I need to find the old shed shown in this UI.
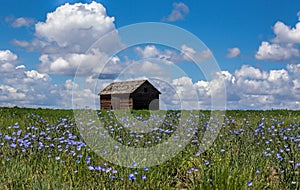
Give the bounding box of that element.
[99,80,161,110]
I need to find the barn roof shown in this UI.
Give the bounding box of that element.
[99,79,160,95]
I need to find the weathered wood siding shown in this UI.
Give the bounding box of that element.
[100,95,111,110]
[99,80,160,110]
[119,97,133,110]
[111,95,133,110]
[131,82,160,110]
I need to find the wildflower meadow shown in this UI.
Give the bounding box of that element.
[0,107,299,189]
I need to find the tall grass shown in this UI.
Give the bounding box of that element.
[0,107,299,189]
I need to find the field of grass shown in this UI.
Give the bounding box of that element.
[0,107,299,189]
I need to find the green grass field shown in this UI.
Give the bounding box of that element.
[0,107,299,189]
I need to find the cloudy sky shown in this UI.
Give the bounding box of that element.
[1,0,300,110]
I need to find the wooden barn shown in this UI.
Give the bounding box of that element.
[98,80,161,110]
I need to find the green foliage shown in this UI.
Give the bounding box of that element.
[0,107,299,189]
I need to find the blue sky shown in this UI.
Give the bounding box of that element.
[1,0,300,109]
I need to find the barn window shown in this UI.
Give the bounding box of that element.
[144,87,148,93]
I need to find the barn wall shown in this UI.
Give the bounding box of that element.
[119,97,133,110]
[100,95,111,110]
[100,81,160,110]
[111,95,133,110]
[131,82,160,110]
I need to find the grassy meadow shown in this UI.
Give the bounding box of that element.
[0,107,299,189]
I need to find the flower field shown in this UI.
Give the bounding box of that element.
[0,107,299,189]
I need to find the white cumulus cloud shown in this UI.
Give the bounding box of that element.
[35,1,116,52]
[12,17,35,28]
[181,44,212,63]
[136,45,160,58]
[32,2,122,77]
[0,50,18,74]
[161,63,300,110]
[38,49,119,76]
[255,41,299,61]
[163,2,189,22]
[0,84,26,101]
[255,12,300,62]
[272,21,300,44]
[287,63,300,76]
[16,65,26,70]
[235,65,268,80]
[268,69,289,82]
[226,47,240,58]
[0,50,18,62]
[25,70,51,81]
[135,45,178,64]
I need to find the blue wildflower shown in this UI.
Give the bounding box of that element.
[88,165,94,170]
[233,129,239,135]
[17,130,22,136]
[86,157,91,164]
[128,173,136,181]
[247,181,252,186]
[95,166,101,171]
[112,169,118,173]
[276,153,283,161]
[106,167,112,173]
[13,123,19,128]
[4,135,12,140]
[10,143,17,148]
